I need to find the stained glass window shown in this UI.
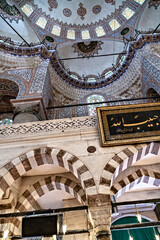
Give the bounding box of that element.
[119,55,125,65]
[95,26,106,37]
[0,119,13,126]
[105,71,113,78]
[133,0,145,4]
[109,19,121,31]
[87,95,106,116]
[52,25,61,36]
[21,4,33,17]
[81,30,90,40]
[71,74,78,80]
[87,78,96,83]
[122,8,135,20]
[67,30,75,40]
[36,17,47,29]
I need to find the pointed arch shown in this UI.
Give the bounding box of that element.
[0,147,96,201]
[16,175,87,212]
[111,168,160,196]
[99,142,160,193]
[99,144,146,192]
[112,142,160,182]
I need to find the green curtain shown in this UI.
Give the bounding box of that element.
[111,216,160,240]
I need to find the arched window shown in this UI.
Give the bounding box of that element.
[0,119,13,126]
[87,95,106,116]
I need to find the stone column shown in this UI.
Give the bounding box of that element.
[88,194,111,240]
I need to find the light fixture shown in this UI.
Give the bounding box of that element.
[53,235,56,240]
[128,230,133,240]
[62,224,67,235]
[136,213,142,223]
[3,229,9,240]
[3,218,10,240]
[129,236,133,240]
[135,204,142,223]
[153,227,160,240]
[155,235,160,240]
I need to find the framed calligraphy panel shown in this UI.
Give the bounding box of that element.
[97,102,160,146]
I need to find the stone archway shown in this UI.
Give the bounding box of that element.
[99,142,160,194]
[0,146,93,237]
[0,146,96,201]
[110,168,160,196]
[16,175,87,212]
[99,144,147,193]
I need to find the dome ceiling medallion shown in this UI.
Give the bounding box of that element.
[48,0,58,11]
[105,0,115,5]
[72,41,103,57]
[77,3,87,20]
[92,5,102,14]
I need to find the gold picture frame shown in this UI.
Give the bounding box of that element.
[97,102,160,146]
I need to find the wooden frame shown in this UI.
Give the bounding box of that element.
[97,102,160,146]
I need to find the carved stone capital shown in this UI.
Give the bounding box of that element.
[11,98,47,123]
[88,194,111,208]
[96,230,111,240]
[88,194,111,240]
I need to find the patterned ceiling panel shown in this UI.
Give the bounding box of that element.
[15,0,147,41]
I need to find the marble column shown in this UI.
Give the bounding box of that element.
[88,194,111,240]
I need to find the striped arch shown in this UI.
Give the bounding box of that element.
[112,142,160,183]
[99,142,160,193]
[0,189,15,210]
[16,175,87,212]
[99,144,146,192]
[0,147,96,201]
[111,168,160,196]
[0,218,20,237]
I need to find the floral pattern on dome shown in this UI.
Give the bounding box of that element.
[63,8,72,17]
[105,0,115,5]
[148,0,160,9]
[16,0,145,41]
[92,5,101,14]
[48,0,58,11]
[72,41,103,57]
[77,3,87,20]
